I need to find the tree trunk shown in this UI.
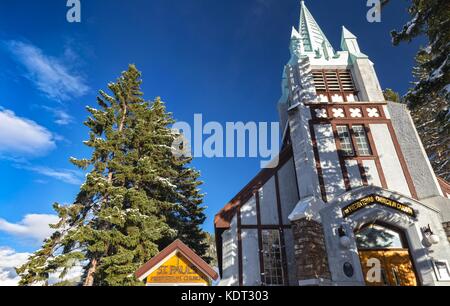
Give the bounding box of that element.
[83,258,98,286]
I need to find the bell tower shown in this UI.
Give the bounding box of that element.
[279,0,448,286]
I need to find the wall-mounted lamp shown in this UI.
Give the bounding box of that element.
[338,225,351,248]
[422,224,440,246]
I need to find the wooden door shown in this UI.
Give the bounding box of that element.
[359,249,417,286]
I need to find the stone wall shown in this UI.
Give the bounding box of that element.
[291,219,331,282]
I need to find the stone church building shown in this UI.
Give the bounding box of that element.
[214,1,450,286]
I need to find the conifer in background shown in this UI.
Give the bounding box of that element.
[161,154,209,261]
[17,65,208,286]
[204,233,218,267]
[382,88,401,103]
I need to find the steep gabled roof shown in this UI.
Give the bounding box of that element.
[135,239,218,281]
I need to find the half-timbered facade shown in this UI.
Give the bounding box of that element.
[215,1,450,286]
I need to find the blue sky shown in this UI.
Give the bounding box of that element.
[0,0,424,258]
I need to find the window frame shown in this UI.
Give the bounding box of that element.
[355,224,407,250]
[335,124,374,158]
[336,125,356,157]
[352,125,372,156]
[355,222,409,251]
[261,229,285,286]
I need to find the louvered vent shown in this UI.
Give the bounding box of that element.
[325,71,340,91]
[312,70,356,92]
[312,71,326,91]
[338,70,356,92]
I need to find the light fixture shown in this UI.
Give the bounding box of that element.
[422,224,440,245]
[338,226,351,248]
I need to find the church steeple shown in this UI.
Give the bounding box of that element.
[297,1,335,59]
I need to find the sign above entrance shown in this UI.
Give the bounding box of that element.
[146,252,209,285]
[342,195,416,218]
[135,239,219,286]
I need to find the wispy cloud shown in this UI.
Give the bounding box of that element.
[0,107,82,184]
[0,214,59,243]
[13,164,83,185]
[0,108,56,157]
[4,40,90,102]
[0,247,30,286]
[40,106,74,126]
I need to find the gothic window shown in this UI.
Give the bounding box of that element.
[261,230,285,286]
[312,69,358,102]
[337,125,355,156]
[352,125,372,156]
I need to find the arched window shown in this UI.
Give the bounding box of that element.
[355,224,406,250]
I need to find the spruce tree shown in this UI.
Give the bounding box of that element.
[17,64,208,286]
[389,0,450,103]
[383,88,401,103]
[163,156,209,261]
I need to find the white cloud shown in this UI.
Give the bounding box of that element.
[53,110,74,125]
[5,40,89,102]
[0,214,59,243]
[0,247,85,286]
[0,247,30,286]
[14,164,83,185]
[41,106,74,126]
[48,265,84,286]
[0,214,84,286]
[0,108,56,157]
[0,246,84,286]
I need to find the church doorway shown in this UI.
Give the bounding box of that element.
[355,223,418,286]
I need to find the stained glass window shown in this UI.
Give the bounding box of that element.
[261,230,285,286]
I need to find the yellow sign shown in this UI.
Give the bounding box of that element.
[342,195,416,218]
[146,252,209,285]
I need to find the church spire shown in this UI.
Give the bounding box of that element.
[341,26,367,58]
[297,1,335,59]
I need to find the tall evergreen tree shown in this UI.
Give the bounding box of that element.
[163,158,209,261]
[17,65,208,286]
